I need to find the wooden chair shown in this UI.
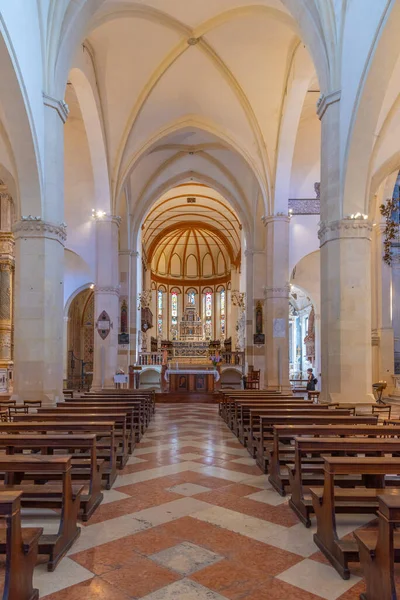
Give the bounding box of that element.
[23,401,42,412]
[244,370,260,390]
[0,490,42,600]
[8,407,28,419]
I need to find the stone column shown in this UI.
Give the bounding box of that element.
[129,251,140,366]
[12,96,68,405]
[62,316,69,383]
[372,224,394,391]
[92,215,120,389]
[0,233,14,391]
[244,249,254,368]
[12,219,67,404]
[319,219,374,403]
[263,215,290,391]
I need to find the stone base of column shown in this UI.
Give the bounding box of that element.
[329,392,376,405]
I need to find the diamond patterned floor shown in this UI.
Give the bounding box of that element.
[36,404,368,599]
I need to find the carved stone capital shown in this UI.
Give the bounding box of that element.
[263,284,290,300]
[12,218,67,246]
[93,214,121,228]
[318,219,373,247]
[261,214,290,227]
[94,285,120,297]
[0,233,15,261]
[316,90,341,120]
[43,93,69,123]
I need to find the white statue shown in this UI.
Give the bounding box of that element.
[235,312,246,351]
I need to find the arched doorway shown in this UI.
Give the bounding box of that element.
[67,289,94,390]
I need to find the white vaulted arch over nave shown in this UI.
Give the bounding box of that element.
[1,0,400,406]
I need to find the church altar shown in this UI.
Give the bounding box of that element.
[165,365,219,393]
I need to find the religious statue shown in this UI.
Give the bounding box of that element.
[304,306,316,365]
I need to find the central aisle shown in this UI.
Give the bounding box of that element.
[40,405,363,600]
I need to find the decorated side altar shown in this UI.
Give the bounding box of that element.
[165,364,219,393]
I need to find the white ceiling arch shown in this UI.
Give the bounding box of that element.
[130,170,251,249]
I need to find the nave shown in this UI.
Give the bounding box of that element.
[36,404,375,600]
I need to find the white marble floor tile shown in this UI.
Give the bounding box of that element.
[100,489,131,505]
[240,475,272,489]
[167,483,212,496]
[264,522,320,557]
[131,497,212,527]
[150,541,222,575]
[140,578,229,600]
[230,457,257,466]
[36,557,93,598]
[246,489,289,506]
[176,452,203,460]
[127,456,148,464]
[192,505,287,542]
[67,513,150,554]
[114,461,202,487]
[134,443,176,455]
[277,559,361,600]
[192,465,251,482]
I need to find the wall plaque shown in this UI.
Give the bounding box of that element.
[96,310,111,340]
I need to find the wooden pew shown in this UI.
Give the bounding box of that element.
[0,434,104,521]
[0,455,82,571]
[239,403,332,450]
[289,435,400,526]
[268,424,400,497]
[6,420,117,489]
[311,456,400,579]
[82,393,154,425]
[255,414,378,467]
[84,391,155,416]
[0,490,42,600]
[354,494,400,600]
[60,400,146,441]
[234,401,317,442]
[14,412,129,470]
[221,395,300,427]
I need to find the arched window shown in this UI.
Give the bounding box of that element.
[157,290,163,336]
[205,292,212,317]
[188,291,195,305]
[220,289,225,337]
[171,292,178,326]
[204,291,212,339]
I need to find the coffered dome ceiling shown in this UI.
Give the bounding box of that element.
[143,184,241,281]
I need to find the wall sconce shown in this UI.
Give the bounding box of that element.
[349,213,368,220]
[92,209,106,219]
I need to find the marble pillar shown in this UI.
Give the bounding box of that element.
[12,96,68,405]
[372,224,394,391]
[92,215,120,389]
[263,215,290,391]
[244,249,254,368]
[0,234,14,391]
[12,219,66,403]
[129,251,140,366]
[319,219,374,403]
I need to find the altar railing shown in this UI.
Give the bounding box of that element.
[137,350,245,367]
[138,352,163,366]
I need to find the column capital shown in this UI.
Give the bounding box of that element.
[263,284,290,300]
[316,89,341,120]
[93,213,121,228]
[12,217,67,246]
[0,232,15,262]
[244,249,264,257]
[119,249,139,257]
[43,93,69,124]
[318,218,373,247]
[94,285,120,297]
[261,213,290,227]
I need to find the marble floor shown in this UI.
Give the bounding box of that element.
[36,404,369,600]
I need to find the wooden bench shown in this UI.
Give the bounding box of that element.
[255,414,378,467]
[84,391,155,417]
[14,412,129,471]
[5,420,117,489]
[354,494,400,600]
[0,434,104,521]
[0,455,83,571]
[0,490,42,600]
[81,394,154,426]
[225,398,311,431]
[234,401,318,443]
[221,395,299,426]
[311,456,400,579]
[268,424,400,497]
[60,401,146,441]
[289,434,400,526]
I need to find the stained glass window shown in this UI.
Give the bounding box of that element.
[157,290,163,336]
[205,293,212,317]
[220,290,225,336]
[171,292,178,325]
